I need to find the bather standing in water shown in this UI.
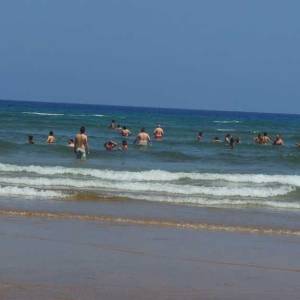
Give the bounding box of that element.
[153,124,164,140]
[47,131,56,144]
[74,126,89,160]
[135,128,151,146]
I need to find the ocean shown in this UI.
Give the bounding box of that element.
[1,99,300,232]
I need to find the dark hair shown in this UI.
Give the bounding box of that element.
[264,132,268,136]
[80,126,85,134]
[69,138,74,143]
[28,135,33,140]
[112,120,115,122]
[122,140,128,145]
[123,126,126,130]
[49,131,53,136]
[141,128,145,132]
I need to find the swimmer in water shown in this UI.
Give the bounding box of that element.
[108,120,117,129]
[74,126,89,160]
[262,132,271,144]
[273,135,284,146]
[121,126,131,137]
[28,135,34,144]
[47,131,56,144]
[254,133,263,144]
[135,128,151,146]
[121,140,128,151]
[104,140,118,151]
[68,139,75,148]
[212,136,221,143]
[197,131,203,141]
[153,124,164,140]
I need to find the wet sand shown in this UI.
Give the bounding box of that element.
[1,215,300,300]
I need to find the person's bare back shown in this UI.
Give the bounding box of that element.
[74,127,88,159]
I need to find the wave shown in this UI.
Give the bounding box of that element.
[0,185,62,198]
[1,163,300,187]
[214,120,241,124]
[22,112,64,116]
[0,176,294,197]
[217,128,236,132]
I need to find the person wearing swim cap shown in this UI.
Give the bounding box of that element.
[153,124,164,140]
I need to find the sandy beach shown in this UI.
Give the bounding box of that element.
[1,213,300,300]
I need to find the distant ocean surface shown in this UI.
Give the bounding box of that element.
[1,99,300,231]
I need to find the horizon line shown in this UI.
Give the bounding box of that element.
[0,97,299,117]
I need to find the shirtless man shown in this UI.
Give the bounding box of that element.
[47,131,56,144]
[153,125,164,139]
[74,126,89,160]
[135,128,151,146]
[261,132,271,144]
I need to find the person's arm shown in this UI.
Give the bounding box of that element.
[74,137,78,152]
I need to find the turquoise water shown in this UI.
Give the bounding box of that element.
[1,99,300,212]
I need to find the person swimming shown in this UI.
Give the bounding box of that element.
[74,126,89,160]
[47,131,56,144]
[212,136,221,143]
[153,125,164,139]
[68,139,75,148]
[104,140,118,151]
[108,120,117,129]
[135,128,151,146]
[261,132,271,144]
[197,131,203,141]
[121,140,128,151]
[121,126,131,137]
[273,135,284,146]
[28,135,34,144]
[254,133,263,144]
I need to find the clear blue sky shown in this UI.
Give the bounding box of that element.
[0,0,300,113]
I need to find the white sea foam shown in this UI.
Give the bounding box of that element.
[0,185,63,198]
[125,194,300,209]
[214,120,241,124]
[0,176,295,198]
[0,163,300,187]
[22,112,64,116]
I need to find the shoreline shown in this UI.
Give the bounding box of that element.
[1,208,300,237]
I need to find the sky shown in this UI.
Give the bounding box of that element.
[0,0,300,113]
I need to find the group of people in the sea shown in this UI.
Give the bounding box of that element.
[27,119,299,159]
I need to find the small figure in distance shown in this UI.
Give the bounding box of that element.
[68,139,75,148]
[109,120,117,129]
[254,133,263,144]
[135,128,151,146]
[212,136,221,143]
[47,131,56,144]
[104,140,118,151]
[224,134,231,144]
[262,132,271,144]
[153,124,164,140]
[273,135,284,146]
[235,137,241,144]
[74,126,89,160]
[115,124,122,133]
[121,126,131,137]
[28,135,34,144]
[121,140,128,151]
[197,131,203,141]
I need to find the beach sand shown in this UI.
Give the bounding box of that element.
[1,215,300,300]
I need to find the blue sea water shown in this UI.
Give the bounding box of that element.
[1,99,300,215]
